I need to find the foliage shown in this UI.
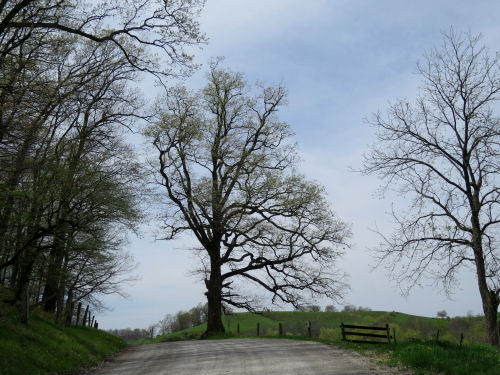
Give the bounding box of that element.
[0,0,206,325]
[437,310,448,318]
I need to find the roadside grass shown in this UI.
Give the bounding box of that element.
[389,340,500,375]
[336,339,500,375]
[0,290,125,375]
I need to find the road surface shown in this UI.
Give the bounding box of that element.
[91,338,407,375]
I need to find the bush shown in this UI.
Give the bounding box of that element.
[265,329,279,337]
[437,310,448,318]
[319,328,341,341]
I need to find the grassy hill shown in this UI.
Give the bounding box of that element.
[149,310,499,346]
[0,290,125,375]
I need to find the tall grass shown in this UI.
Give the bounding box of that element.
[0,295,125,375]
[389,341,500,375]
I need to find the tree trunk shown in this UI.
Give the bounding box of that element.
[42,235,65,312]
[64,289,73,327]
[203,256,224,337]
[13,247,36,304]
[471,209,500,346]
[20,279,29,324]
[483,291,499,346]
[54,285,65,324]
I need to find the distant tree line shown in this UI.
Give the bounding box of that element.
[293,304,371,313]
[107,328,152,342]
[155,303,208,336]
[0,0,204,324]
[109,303,209,340]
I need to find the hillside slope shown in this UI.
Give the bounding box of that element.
[0,292,125,375]
[151,310,500,346]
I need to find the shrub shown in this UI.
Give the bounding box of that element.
[265,329,279,337]
[319,328,341,341]
[437,310,448,318]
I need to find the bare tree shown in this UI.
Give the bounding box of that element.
[146,60,350,336]
[363,30,500,346]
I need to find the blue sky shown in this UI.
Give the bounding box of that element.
[97,0,500,329]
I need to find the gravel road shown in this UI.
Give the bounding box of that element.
[91,338,407,375]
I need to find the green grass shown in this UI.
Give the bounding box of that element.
[145,309,499,345]
[0,292,125,375]
[388,340,500,375]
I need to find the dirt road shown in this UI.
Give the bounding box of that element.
[91,338,407,374]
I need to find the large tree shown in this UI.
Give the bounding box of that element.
[147,61,350,336]
[363,30,500,346]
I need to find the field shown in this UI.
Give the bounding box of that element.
[0,292,125,375]
[144,310,500,375]
[148,310,499,346]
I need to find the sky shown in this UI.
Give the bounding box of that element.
[97,0,500,330]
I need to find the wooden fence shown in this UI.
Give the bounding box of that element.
[229,319,480,346]
[74,302,99,329]
[340,322,392,344]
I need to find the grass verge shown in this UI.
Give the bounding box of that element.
[0,295,125,375]
[388,340,500,375]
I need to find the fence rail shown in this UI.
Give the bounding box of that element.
[340,322,392,344]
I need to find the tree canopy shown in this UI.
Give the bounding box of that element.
[146,60,351,335]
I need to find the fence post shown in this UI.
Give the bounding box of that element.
[91,315,95,327]
[386,323,391,344]
[392,327,397,344]
[64,291,73,328]
[459,333,464,346]
[95,321,98,329]
[237,323,240,335]
[65,301,74,327]
[75,302,82,326]
[307,321,311,338]
[436,329,440,342]
[279,322,283,336]
[257,322,260,336]
[341,322,346,341]
[82,305,89,327]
